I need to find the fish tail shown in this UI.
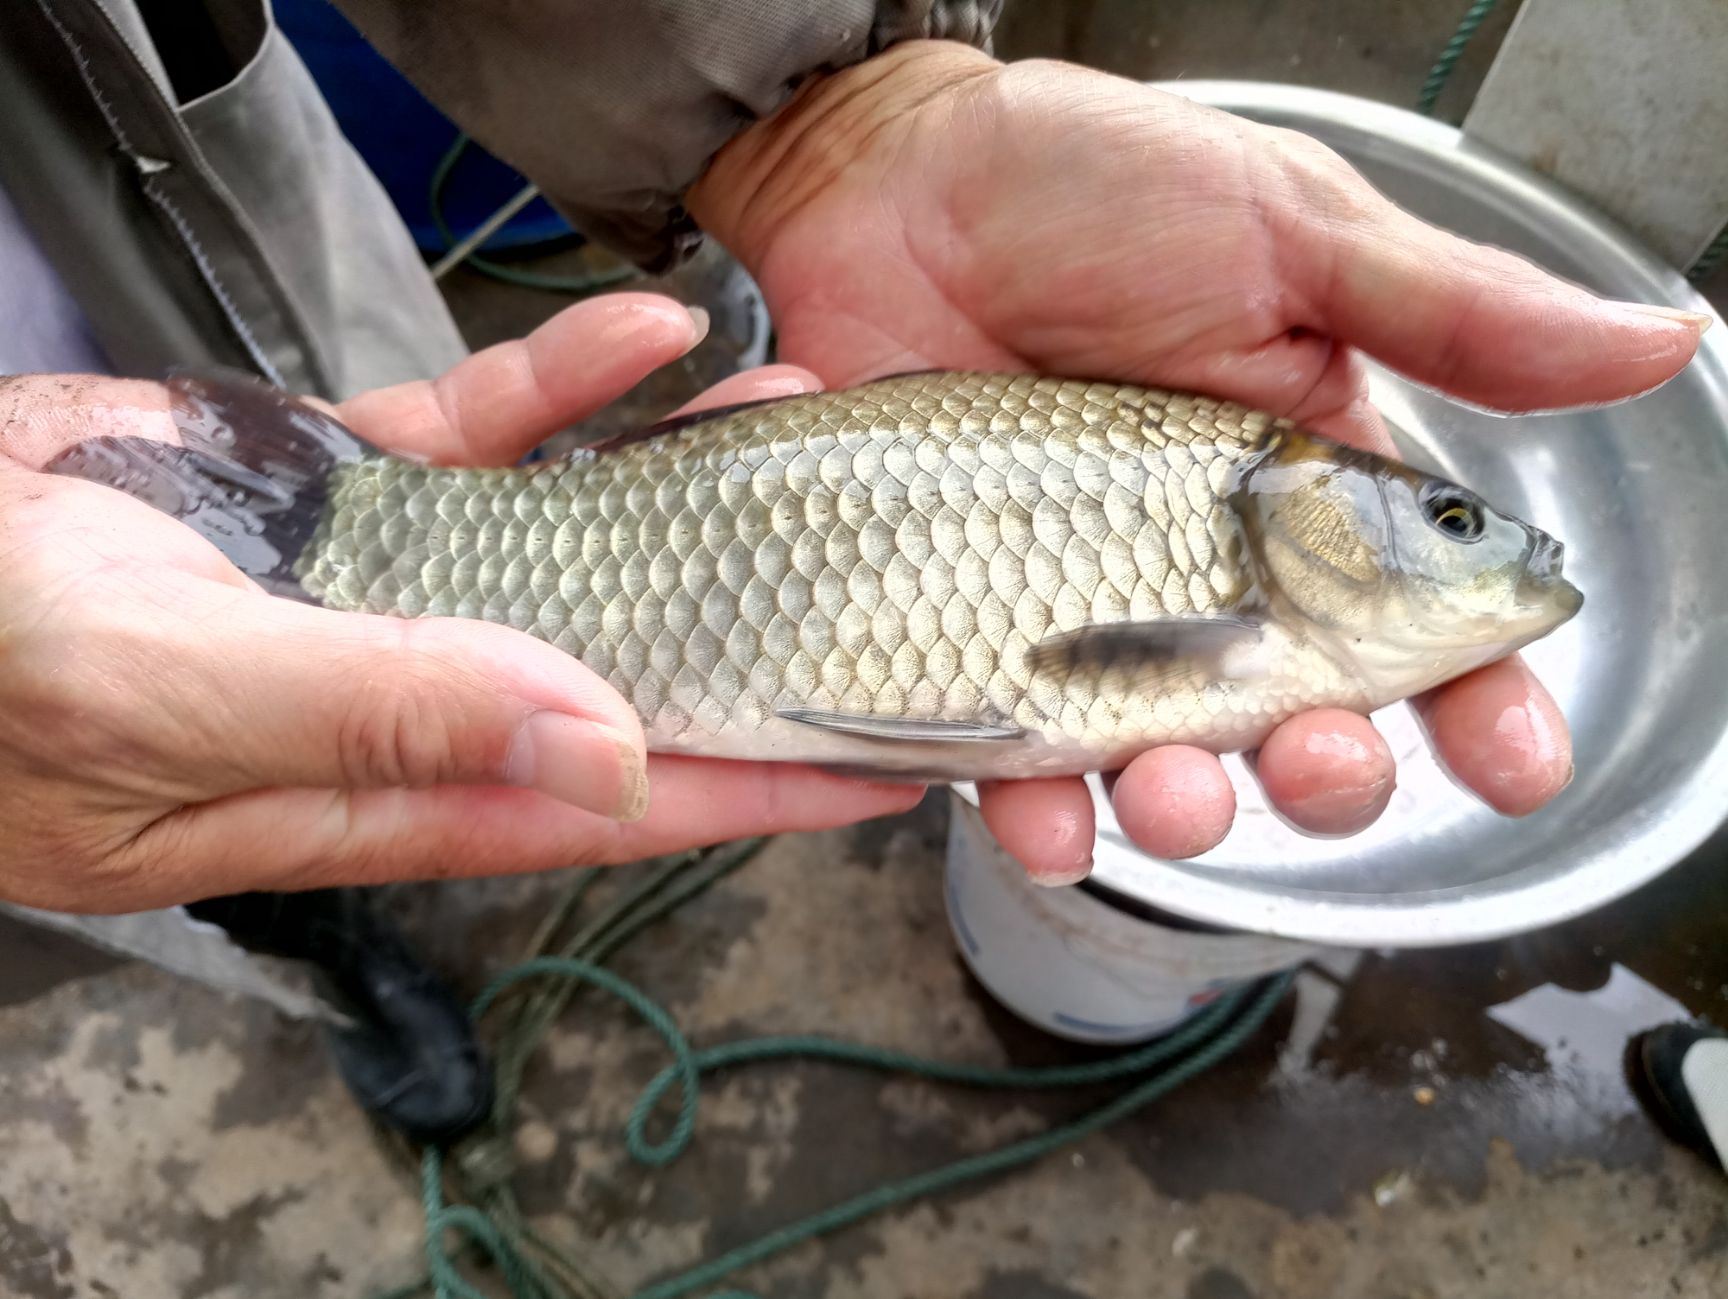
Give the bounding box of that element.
[42,369,382,602]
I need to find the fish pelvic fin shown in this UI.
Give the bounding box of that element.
[777,708,1026,743]
[778,708,1027,783]
[42,369,379,602]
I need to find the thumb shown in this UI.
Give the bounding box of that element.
[178,593,650,820]
[1268,132,1710,411]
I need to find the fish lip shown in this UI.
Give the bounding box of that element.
[1515,573,1584,625]
[1552,577,1585,619]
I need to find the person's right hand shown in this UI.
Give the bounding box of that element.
[688,41,1712,881]
[0,294,921,916]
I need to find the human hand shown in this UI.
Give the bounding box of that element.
[688,41,1711,882]
[0,294,920,914]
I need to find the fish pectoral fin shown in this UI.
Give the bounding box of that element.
[776,708,1025,743]
[1026,616,1268,682]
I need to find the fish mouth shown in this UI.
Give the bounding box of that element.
[1518,532,1584,622]
[1527,532,1564,582]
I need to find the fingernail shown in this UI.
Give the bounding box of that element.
[1609,302,1714,333]
[685,306,711,347]
[506,713,649,821]
[1031,858,1093,888]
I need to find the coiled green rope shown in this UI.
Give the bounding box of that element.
[628,976,1288,1299]
[374,841,1293,1299]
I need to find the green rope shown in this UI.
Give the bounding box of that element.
[374,841,1292,1299]
[429,133,638,295]
[627,1002,1259,1164]
[1417,0,1500,118]
[631,974,1289,1299]
[488,855,702,1129]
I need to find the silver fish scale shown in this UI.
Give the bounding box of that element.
[300,372,1316,766]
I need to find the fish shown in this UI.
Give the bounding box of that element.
[45,369,1582,782]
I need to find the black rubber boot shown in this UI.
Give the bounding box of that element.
[185,888,493,1145]
[1626,1021,1725,1171]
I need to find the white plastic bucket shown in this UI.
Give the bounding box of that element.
[944,792,1329,1044]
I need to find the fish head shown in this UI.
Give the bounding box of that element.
[1233,430,1583,699]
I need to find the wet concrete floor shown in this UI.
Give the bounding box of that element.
[4,1,1727,1295]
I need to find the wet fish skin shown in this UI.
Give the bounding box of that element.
[43,371,1581,782]
[291,372,1576,779]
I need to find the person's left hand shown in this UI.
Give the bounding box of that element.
[687,40,1710,883]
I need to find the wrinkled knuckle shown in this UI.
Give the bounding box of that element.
[336,674,454,789]
[337,626,475,789]
[1268,130,1381,223]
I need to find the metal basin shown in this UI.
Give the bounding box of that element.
[965,82,1728,949]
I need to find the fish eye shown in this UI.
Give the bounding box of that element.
[1420,485,1485,542]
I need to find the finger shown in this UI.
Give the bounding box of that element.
[0,374,177,471]
[101,760,924,908]
[1109,746,1236,858]
[1413,655,1572,816]
[0,294,706,473]
[1138,330,1398,457]
[1256,342,1393,455]
[1250,709,1395,835]
[136,590,649,818]
[976,777,1095,886]
[1304,391,1395,457]
[670,364,823,416]
[337,292,706,465]
[1265,132,1710,411]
